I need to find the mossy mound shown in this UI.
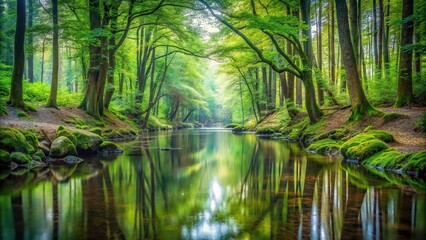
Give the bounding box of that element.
[98,141,123,154]
[0,103,7,116]
[10,152,33,164]
[232,125,248,134]
[0,150,11,164]
[363,150,412,170]
[56,126,77,144]
[0,126,35,154]
[21,130,39,150]
[72,129,103,154]
[312,128,350,142]
[89,127,102,136]
[33,150,45,159]
[403,151,426,174]
[256,128,275,135]
[382,113,407,124]
[308,139,342,154]
[50,136,77,158]
[17,111,28,118]
[340,130,394,158]
[346,139,389,162]
[225,123,239,128]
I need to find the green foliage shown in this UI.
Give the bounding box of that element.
[0,127,35,154]
[17,111,28,118]
[416,112,426,132]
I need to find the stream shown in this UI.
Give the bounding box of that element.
[0,128,425,239]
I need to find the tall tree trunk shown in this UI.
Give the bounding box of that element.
[46,0,59,107]
[279,72,287,105]
[373,0,379,70]
[317,0,324,105]
[378,0,384,74]
[40,38,45,83]
[335,0,378,120]
[27,0,34,83]
[286,6,295,104]
[104,3,119,109]
[330,0,336,86]
[349,0,360,69]
[270,67,276,109]
[296,78,302,106]
[301,0,322,122]
[383,0,390,72]
[395,0,414,107]
[8,0,26,108]
[261,66,268,111]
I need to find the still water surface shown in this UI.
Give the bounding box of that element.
[0,129,425,239]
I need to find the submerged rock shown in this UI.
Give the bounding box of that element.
[50,136,77,158]
[98,141,123,155]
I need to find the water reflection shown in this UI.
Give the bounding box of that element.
[0,129,425,239]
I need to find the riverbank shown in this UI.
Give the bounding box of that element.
[237,106,426,176]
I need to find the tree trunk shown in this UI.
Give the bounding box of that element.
[261,66,268,111]
[317,0,324,105]
[395,0,414,107]
[349,0,360,69]
[8,0,26,108]
[373,0,379,70]
[27,0,34,83]
[335,0,377,120]
[330,0,336,86]
[279,72,287,105]
[41,38,45,83]
[46,0,59,108]
[378,0,384,74]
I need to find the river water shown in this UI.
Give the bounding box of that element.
[0,129,425,239]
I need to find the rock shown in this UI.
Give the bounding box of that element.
[40,140,51,148]
[50,136,77,158]
[0,149,11,164]
[10,152,33,164]
[63,156,84,164]
[21,130,39,150]
[72,129,103,154]
[0,126,35,154]
[56,126,77,144]
[33,149,45,159]
[98,141,123,155]
[38,142,50,155]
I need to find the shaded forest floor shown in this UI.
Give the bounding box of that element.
[0,106,134,140]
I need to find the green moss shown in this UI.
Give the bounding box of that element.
[416,112,426,132]
[76,124,88,129]
[382,113,406,124]
[346,139,389,162]
[0,103,7,116]
[17,111,28,118]
[49,136,77,158]
[118,128,131,136]
[232,125,248,133]
[89,127,102,136]
[0,126,35,154]
[363,150,411,170]
[25,102,37,112]
[0,150,11,164]
[365,130,394,142]
[56,126,77,144]
[256,128,275,135]
[21,130,39,149]
[72,129,103,153]
[33,150,45,159]
[225,123,239,128]
[308,139,342,154]
[10,152,33,164]
[340,130,394,158]
[403,151,426,174]
[94,121,106,127]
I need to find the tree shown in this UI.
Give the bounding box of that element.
[395,0,414,107]
[8,0,26,108]
[335,0,378,120]
[27,0,34,83]
[46,0,59,107]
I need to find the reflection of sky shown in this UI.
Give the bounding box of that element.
[182,178,238,239]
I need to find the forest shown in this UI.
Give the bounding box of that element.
[0,0,426,239]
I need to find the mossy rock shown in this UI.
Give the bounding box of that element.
[17,111,28,118]
[308,139,342,154]
[10,152,33,164]
[363,150,411,170]
[72,129,103,154]
[21,130,39,150]
[403,150,426,174]
[346,139,389,162]
[0,126,35,154]
[56,126,77,144]
[33,149,45,159]
[98,141,123,154]
[286,128,302,140]
[365,130,394,142]
[382,113,407,124]
[340,130,394,158]
[256,128,275,135]
[89,127,102,136]
[49,136,77,158]
[0,149,11,164]
[232,125,248,134]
